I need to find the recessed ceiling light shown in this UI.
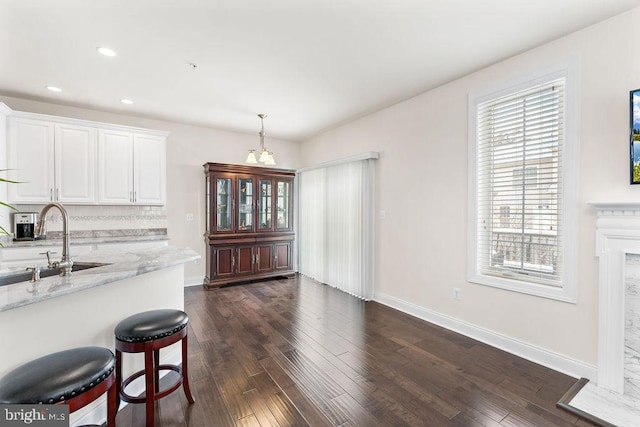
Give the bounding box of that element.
[120,99,133,105]
[46,86,62,92]
[97,47,117,57]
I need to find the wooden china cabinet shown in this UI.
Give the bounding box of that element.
[203,162,295,289]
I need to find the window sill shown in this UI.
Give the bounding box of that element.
[468,272,577,303]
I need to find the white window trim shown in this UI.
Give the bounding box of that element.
[467,58,580,303]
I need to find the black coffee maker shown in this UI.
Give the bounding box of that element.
[13,212,40,241]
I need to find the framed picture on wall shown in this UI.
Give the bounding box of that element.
[631,88,640,184]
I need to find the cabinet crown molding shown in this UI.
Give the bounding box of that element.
[8,109,169,138]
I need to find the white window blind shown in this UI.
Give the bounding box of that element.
[298,156,376,300]
[476,78,565,287]
[469,60,579,303]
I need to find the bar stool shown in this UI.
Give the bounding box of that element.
[0,346,117,426]
[114,309,195,427]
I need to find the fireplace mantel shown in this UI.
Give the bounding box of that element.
[590,202,640,214]
[589,202,640,393]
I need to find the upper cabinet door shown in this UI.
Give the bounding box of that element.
[98,129,134,204]
[215,176,233,233]
[275,179,293,231]
[237,177,254,232]
[7,118,55,203]
[133,134,165,205]
[55,123,97,203]
[257,178,273,231]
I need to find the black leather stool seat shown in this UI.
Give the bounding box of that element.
[0,346,115,405]
[115,309,188,342]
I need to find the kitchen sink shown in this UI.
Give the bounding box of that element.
[0,262,109,287]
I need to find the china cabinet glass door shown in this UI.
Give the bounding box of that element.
[258,179,272,230]
[276,180,291,230]
[206,174,211,233]
[237,178,254,232]
[216,177,232,232]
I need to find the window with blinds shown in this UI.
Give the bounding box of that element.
[468,61,578,301]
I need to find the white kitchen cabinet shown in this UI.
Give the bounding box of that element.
[133,134,166,204]
[5,110,167,206]
[55,123,97,203]
[7,118,97,204]
[7,118,55,203]
[98,129,134,204]
[98,130,166,205]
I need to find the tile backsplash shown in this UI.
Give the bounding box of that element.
[13,204,168,234]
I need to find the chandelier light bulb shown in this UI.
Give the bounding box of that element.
[246,150,258,164]
[247,114,275,165]
[265,153,276,165]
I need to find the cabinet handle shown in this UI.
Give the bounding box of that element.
[56,188,59,201]
[134,191,137,203]
[231,255,235,269]
[50,188,53,201]
[129,191,133,203]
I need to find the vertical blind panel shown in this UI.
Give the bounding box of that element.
[299,169,325,282]
[299,159,373,300]
[324,162,365,297]
[476,77,565,286]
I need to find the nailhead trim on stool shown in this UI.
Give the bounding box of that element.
[115,309,188,343]
[0,347,117,426]
[115,309,195,427]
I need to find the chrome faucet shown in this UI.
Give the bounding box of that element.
[35,202,73,276]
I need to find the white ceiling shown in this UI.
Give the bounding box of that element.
[1,0,639,141]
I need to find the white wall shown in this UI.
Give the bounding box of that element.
[0,95,301,284]
[299,8,640,373]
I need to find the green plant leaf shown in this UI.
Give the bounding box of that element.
[0,169,21,184]
[0,177,21,184]
[0,201,18,211]
[0,169,20,213]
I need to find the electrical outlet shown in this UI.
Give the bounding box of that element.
[453,287,461,300]
[185,213,194,221]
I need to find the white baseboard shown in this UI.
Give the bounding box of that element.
[373,291,597,381]
[184,276,204,287]
[72,349,182,427]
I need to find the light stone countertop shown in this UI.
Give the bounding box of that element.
[3,234,169,248]
[0,246,200,312]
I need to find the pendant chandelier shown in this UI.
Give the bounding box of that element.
[246,114,275,165]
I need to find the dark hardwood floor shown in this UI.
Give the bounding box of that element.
[113,274,595,426]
